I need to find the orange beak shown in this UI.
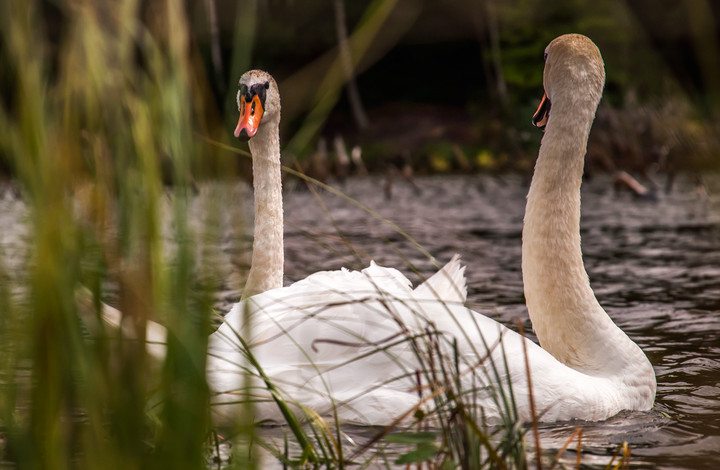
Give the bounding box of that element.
[532,92,550,131]
[234,94,265,141]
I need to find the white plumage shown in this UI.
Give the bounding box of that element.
[206,35,656,426]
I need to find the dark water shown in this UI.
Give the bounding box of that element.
[2,173,718,468]
[279,173,720,468]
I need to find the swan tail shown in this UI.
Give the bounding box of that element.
[414,254,467,303]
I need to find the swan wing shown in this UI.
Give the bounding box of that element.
[208,259,629,426]
[207,266,426,424]
[413,254,467,303]
[208,280,626,425]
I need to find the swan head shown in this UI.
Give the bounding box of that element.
[234,70,281,141]
[532,34,605,130]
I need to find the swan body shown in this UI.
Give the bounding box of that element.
[208,258,646,425]
[207,37,656,426]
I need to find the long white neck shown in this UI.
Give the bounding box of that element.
[522,94,654,392]
[243,120,283,299]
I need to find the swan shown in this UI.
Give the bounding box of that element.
[206,34,656,426]
[228,69,466,301]
[83,72,466,383]
[207,70,469,424]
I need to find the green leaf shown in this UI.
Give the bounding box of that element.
[394,443,439,464]
[441,460,459,470]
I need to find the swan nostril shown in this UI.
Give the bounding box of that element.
[237,128,250,142]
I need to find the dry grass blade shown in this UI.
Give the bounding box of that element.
[550,427,583,469]
[517,319,542,470]
[605,441,631,470]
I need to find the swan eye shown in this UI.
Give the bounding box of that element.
[544,52,548,62]
[264,81,269,89]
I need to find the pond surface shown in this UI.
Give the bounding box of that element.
[2,172,719,468]
[277,173,720,468]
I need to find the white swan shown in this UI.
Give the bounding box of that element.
[228,70,466,301]
[206,34,656,426]
[207,70,469,424]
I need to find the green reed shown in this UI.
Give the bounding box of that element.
[0,0,216,468]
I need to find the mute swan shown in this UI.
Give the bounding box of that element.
[228,70,465,301]
[207,35,656,426]
[207,70,469,424]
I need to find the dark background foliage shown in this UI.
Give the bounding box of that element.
[7,0,720,178]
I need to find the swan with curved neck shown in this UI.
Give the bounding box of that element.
[526,34,633,373]
[523,34,655,411]
[207,35,655,425]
